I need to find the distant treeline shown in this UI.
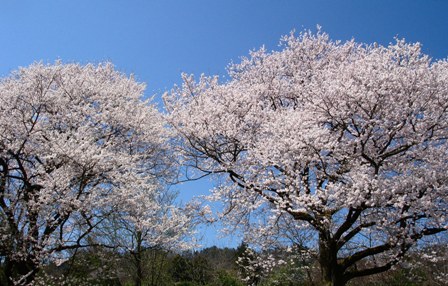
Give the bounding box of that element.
[1,242,446,286]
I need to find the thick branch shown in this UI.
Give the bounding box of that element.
[337,221,376,249]
[344,261,394,282]
[334,208,362,241]
[341,243,392,270]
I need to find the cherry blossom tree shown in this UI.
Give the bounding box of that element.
[106,188,197,286]
[164,30,448,286]
[0,62,180,285]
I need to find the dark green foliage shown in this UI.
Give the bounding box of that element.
[176,282,198,286]
[216,270,245,286]
[170,248,242,286]
[191,255,213,285]
[2,243,445,285]
[261,264,309,286]
[171,254,194,283]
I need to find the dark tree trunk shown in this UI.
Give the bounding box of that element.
[133,231,144,286]
[318,234,345,286]
[135,254,143,286]
[4,257,13,286]
[5,257,39,286]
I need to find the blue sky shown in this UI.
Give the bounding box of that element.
[1,0,448,248]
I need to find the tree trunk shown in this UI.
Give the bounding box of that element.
[318,234,345,286]
[135,256,143,286]
[5,257,38,286]
[133,231,144,286]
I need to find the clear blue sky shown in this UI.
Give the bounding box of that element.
[1,0,447,248]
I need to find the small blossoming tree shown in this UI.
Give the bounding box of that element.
[0,62,188,285]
